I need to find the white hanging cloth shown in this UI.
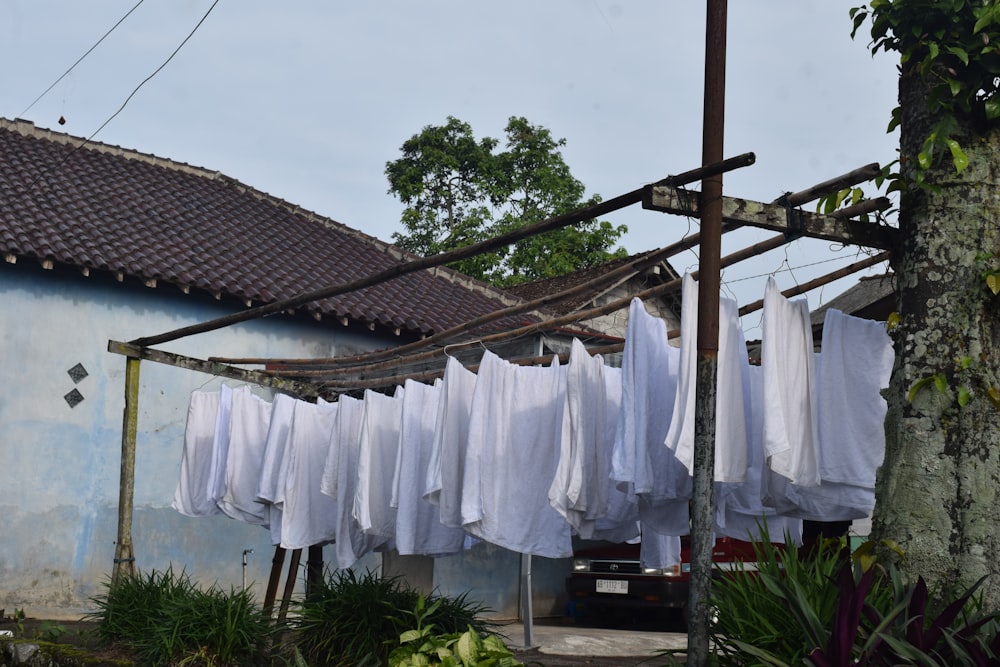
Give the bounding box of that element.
[761,276,821,488]
[462,351,572,558]
[423,356,478,529]
[217,388,271,526]
[787,308,895,521]
[321,395,389,568]
[393,379,466,556]
[255,393,297,545]
[663,273,749,483]
[278,398,339,550]
[611,297,689,536]
[354,386,405,541]
[173,388,224,518]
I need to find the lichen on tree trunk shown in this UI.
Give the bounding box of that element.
[872,64,1000,606]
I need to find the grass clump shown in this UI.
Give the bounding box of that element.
[87,567,272,666]
[292,569,493,667]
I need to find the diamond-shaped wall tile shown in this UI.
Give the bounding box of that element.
[64,388,84,408]
[67,363,89,384]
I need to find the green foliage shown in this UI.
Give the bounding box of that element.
[388,595,522,667]
[386,116,628,286]
[712,538,1000,666]
[86,567,272,666]
[851,0,1000,189]
[710,534,855,666]
[292,569,493,667]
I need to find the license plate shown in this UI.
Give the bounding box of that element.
[596,579,628,594]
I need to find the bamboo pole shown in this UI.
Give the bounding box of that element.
[129,155,756,349]
[112,356,140,582]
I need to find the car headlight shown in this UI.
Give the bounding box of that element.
[572,558,591,572]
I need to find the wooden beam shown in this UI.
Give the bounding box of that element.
[643,184,898,250]
[129,155,756,349]
[107,340,322,400]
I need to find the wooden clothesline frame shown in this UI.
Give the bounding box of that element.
[105,156,899,626]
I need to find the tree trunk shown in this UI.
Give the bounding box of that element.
[872,63,1000,606]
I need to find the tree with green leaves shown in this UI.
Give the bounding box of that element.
[386,116,628,287]
[851,0,1000,608]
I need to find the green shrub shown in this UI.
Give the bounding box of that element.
[389,595,522,667]
[87,567,273,666]
[709,532,852,666]
[292,569,492,667]
[710,536,1000,666]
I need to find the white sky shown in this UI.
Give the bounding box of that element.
[2,1,900,338]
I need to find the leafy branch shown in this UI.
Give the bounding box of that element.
[851,0,1000,189]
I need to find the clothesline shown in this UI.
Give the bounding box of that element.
[172,278,894,572]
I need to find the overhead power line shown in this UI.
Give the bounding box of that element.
[16,0,147,120]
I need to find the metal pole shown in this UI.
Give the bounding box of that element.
[242,548,253,590]
[113,356,140,582]
[520,553,535,648]
[689,1,727,665]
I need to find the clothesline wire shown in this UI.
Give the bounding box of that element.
[287,250,889,394]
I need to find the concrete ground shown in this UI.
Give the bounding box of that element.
[499,620,688,665]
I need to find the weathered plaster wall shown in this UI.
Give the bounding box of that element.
[0,264,386,616]
[0,264,571,621]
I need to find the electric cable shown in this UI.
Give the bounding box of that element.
[15,0,147,120]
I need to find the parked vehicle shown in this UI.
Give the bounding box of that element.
[565,536,765,627]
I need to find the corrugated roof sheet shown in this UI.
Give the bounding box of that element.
[0,118,533,337]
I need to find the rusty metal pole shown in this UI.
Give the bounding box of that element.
[689,0,727,665]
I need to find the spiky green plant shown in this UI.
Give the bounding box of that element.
[292,569,492,667]
[87,567,274,666]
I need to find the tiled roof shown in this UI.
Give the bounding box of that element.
[0,118,534,337]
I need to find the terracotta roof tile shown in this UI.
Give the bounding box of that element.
[0,119,533,337]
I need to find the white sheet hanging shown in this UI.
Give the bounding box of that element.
[462,351,572,558]
[354,386,405,540]
[761,277,820,487]
[255,393,297,545]
[549,338,613,536]
[218,389,271,526]
[423,356,478,529]
[611,298,689,536]
[664,273,749,483]
[278,398,339,550]
[173,388,224,518]
[321,395,389,568]
[393,379,466,556]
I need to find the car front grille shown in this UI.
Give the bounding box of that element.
[588,559,642,575]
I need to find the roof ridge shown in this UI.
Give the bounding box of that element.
[0,117,225,181]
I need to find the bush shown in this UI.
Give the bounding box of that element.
[710,536,1000,666]
[389,595,522,667]
[292,569,492,667]
[87,567,273,666]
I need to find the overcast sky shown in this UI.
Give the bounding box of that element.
[2,1,900,337]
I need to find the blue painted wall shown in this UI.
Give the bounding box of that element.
[0,263,571,621]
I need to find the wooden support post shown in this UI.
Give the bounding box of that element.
[112,356,141,582]
[277,549,302,624]
[306,544,324,600]
[262,546,287,619]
